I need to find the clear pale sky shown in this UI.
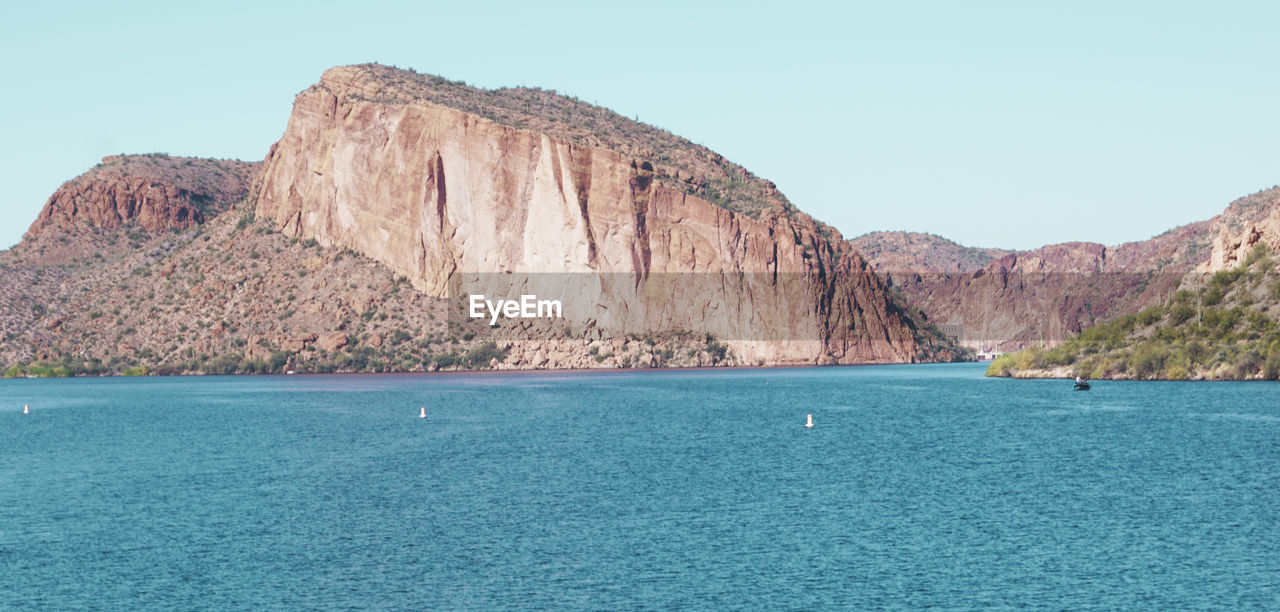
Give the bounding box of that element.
[3,1,1279,251]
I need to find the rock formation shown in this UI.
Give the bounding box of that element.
[253,65,952,365]
[1197,189,1280,273]
[27,154,259,236]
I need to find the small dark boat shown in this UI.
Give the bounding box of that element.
[1073,379,1091,391]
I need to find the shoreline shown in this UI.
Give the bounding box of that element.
[990,368,1279,382]
[1,359,980,381]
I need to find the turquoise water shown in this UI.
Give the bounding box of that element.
[2,363,1278,608]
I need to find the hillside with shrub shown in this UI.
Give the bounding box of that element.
[987,244,1280,380]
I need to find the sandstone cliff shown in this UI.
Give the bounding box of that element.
[252,65,954,365]
[1,205,758,374]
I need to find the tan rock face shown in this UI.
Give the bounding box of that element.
[253,65,938,364]
[1199,207,1280,273]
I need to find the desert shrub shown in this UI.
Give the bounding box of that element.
[1040,344,1076,367]
[1137,305,1164,326]
[1129,343,1168,378]
[1264,341,1280,381]
[1210,266,1246,292]
[1203,287,1224,307]
[1247,311,1275,333]
[1014,347,1041,371]
[1185,340,1208,365]
[1232,351,1261,379]
[463,342,507,367]
[1202,308,1243,338]
[705,337,729,362]
[1168,302,1195,326]
[986,353,1016,377]
[1244,243,1270,268]
[268,351,291,373]
[433,353,458,368]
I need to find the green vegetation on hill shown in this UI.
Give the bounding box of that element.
[988,244,1280,380]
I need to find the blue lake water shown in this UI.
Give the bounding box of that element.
[2,362,1278,608]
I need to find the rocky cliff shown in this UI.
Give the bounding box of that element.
[252,65,954,365]
[1197,187,1280,273]
[27,154,259,237]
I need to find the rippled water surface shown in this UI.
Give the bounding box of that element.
[2,363,1279,608]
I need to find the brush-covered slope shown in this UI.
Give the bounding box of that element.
[1,204,751,377]
[253,64,961,365]
[988,244,1280,380]
[988,191,1280,380]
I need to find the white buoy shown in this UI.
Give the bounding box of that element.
[805,414,813,428]
[23,404,29,415]
[419,407,426,419]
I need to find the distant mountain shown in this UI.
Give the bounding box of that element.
[852,188,1280,354]
[848,232,1011,274]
